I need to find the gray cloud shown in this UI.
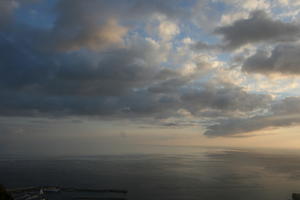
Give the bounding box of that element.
[215,10,300,50]
[190,41,221,52]
[2,0,299,139]
[148,77,190,93]
[0,0,41,29]
[0,3,271,121]
[181,83,271,113]
[205,97,300,137]
[0,33,172,117]
[46,0,128,52]
[128,0,188,20]
[0,28,270,120]
[2,0,187,53]
[242,44,300,75]
[43,0,190,52]
[0,0,18,28]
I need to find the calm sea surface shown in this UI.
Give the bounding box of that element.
[1,147,300,200]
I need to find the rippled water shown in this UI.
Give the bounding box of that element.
[1,148,300,200]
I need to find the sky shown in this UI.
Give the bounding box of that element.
[1,0,300,155]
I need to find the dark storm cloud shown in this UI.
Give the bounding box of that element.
[214,10,300,50]
[242,44,300,75]
[205,97,300,137]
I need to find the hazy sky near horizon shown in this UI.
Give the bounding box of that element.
[1,0,300,154]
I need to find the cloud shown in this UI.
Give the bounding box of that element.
[49,18,127,52]
[148,77,189,93]
[43,0,128,52]
[1,5,272,121]
[0,0,42,29]
[7,0,186,53]
[128,0,188,20]
[158,20,180,41]
[0,0,18,28]
[192,0,223,31]
[0,0,273,136]
[180,82,271,114]
[3,0,300,140]
[0,1,184,119]
[205,97,300,137]
[215,10,300,50]
[190,41,221,52]
[0,27,270,120]
[214,0,270,10]
[0,32,172,117]
[242,43,300,75]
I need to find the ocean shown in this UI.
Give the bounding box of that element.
[1,147,300,200]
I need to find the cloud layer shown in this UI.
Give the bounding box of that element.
[205,97,300,136]
[1,0,300,138]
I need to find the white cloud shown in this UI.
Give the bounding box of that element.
[158,20,180,41]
